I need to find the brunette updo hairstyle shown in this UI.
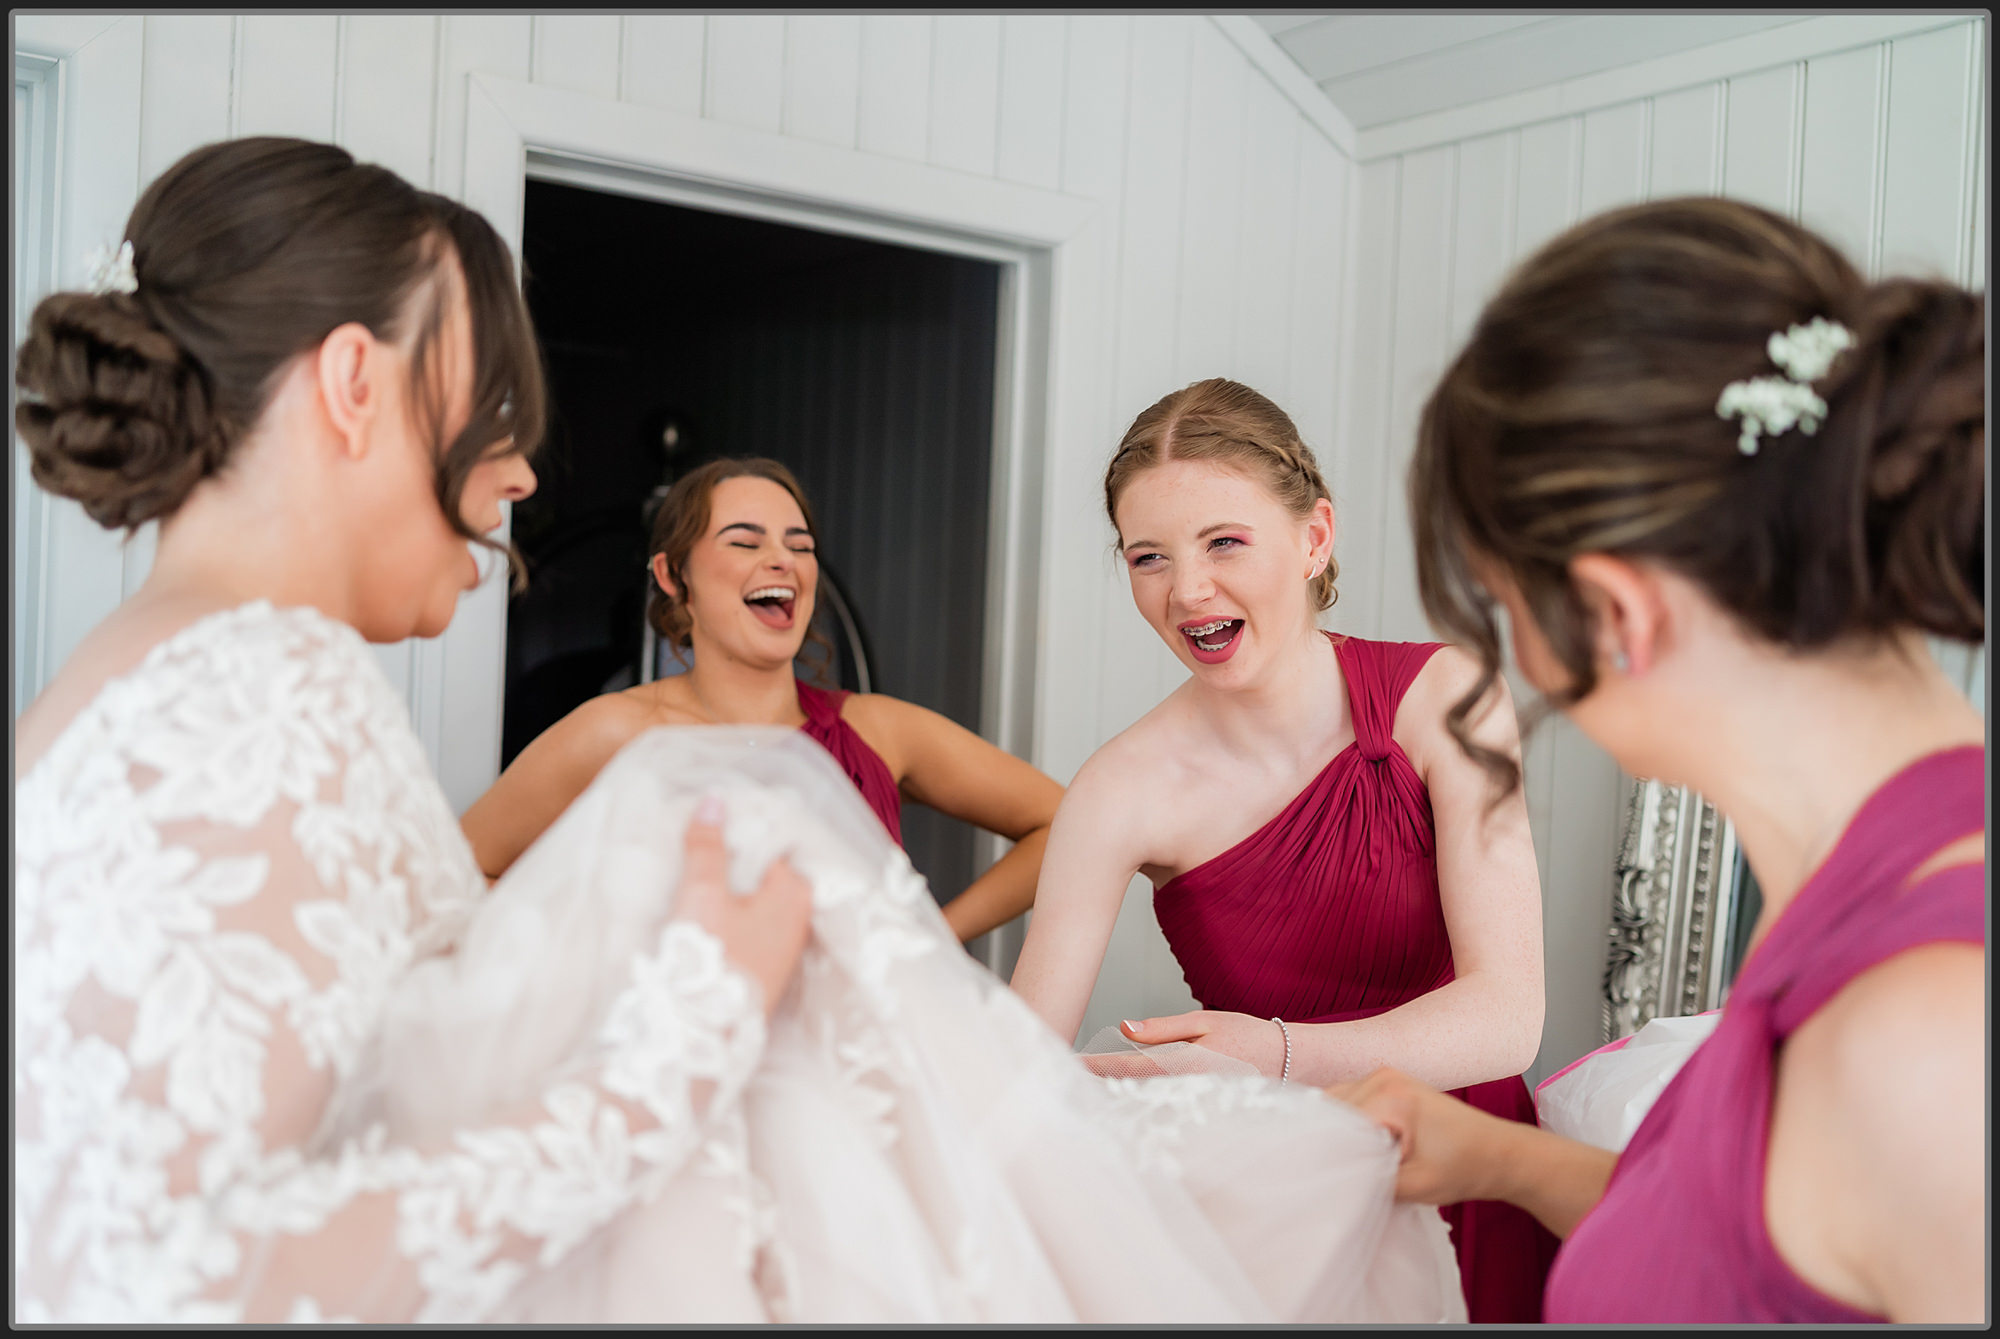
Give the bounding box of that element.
[1105,378,1341,610]
[14,136,546,579]
[1411,196,1984,797]
[645,456,836,683]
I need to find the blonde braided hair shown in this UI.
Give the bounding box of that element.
[1104,378,1340,610]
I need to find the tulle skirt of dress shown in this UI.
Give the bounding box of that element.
[329,727,1464,1324]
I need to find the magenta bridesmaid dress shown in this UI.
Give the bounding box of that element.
[796,678,903,844]
[1153,633,1560,1323]
[1545,744,1984,1322]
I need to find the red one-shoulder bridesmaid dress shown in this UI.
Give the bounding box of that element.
[1153,634,1560,1323]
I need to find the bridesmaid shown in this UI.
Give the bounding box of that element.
[1009,379,1557,1322]
[463,456,1064,943]
[1332,199,1983,1321]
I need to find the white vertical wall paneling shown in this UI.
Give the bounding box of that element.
[1076,14,1198,1050]
[855,16,930,162]
[1230,84,1303,405]
[1879,23,1976,280]
[1373,145,1453,646]
[235,15,337,141]
[1577,100,1649,216]
[1033,14,1130,784]
[139,16,233,180]
[996,17,1065,192]
[1286,130,1347,482]
[340,18,438,191]
[43,19,144,686]
[529,15,620,102]
[703,14,784,133]
[1172,25,1251,398]
[1332,157,1401,643]
[782,15,861,150]
[1721,63,1802,216]
[1058,15,1129,203]
[928,16,1002,178]
[621,16,705,117]
[1448,132,1515,350]
[1647,82,1722,199]
[1513,117,1581,260]
[1798,44,1887,272]
[434,17,532,200]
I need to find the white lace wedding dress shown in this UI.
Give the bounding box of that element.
[16,600,1464,1324]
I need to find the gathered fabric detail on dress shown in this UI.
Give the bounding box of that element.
[795,680,902,845]
[1546,745,1986,1324]
[1152,632,1557,1323]
[1155,636,1446,1024]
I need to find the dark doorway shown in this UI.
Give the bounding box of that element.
[507,179,1002,909]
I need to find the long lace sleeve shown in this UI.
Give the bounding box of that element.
[14,604,767,1322]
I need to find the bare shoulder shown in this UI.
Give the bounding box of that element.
[1081,692,1190,784]
[837,689,921,737]
[1778,941,1984,1292]
[533,690,661,770]
[1400,642,1503,717]
[1792,941,1985,1094]
[1059,694,1193,836]
[1396,642,1519,767]
[834,691,932,778]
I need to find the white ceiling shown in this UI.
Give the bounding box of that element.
[1251,14,1815,130]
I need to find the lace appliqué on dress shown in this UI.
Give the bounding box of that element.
[15,603,765,1323]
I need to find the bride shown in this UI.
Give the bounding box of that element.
[13,135,1460,1324]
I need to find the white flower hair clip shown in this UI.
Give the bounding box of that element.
[84,240,138,296]
[1715,316,1854,455]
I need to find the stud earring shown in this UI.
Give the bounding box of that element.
[1611,648,1630,674]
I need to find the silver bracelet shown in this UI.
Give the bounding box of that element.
[1270,1016,1292,1084]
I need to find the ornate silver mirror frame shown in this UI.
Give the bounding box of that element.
[1603,779,1764,1042]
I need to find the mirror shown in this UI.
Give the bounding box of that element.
[1602,780,1764,1041]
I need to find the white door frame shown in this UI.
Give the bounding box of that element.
[455,75,1096,970]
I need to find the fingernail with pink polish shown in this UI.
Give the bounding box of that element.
[1122,1020,1143,1034]
[695,793,725,825]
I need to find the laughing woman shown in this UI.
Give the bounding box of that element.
[1007,380,1558,1322]
[462,456,1063,943]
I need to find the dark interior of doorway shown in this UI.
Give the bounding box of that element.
[507,179,1002,910]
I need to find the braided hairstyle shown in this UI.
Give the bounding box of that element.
[14,136,546,580]
[1411,195,1984,799]
[1104,378,1340,610]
